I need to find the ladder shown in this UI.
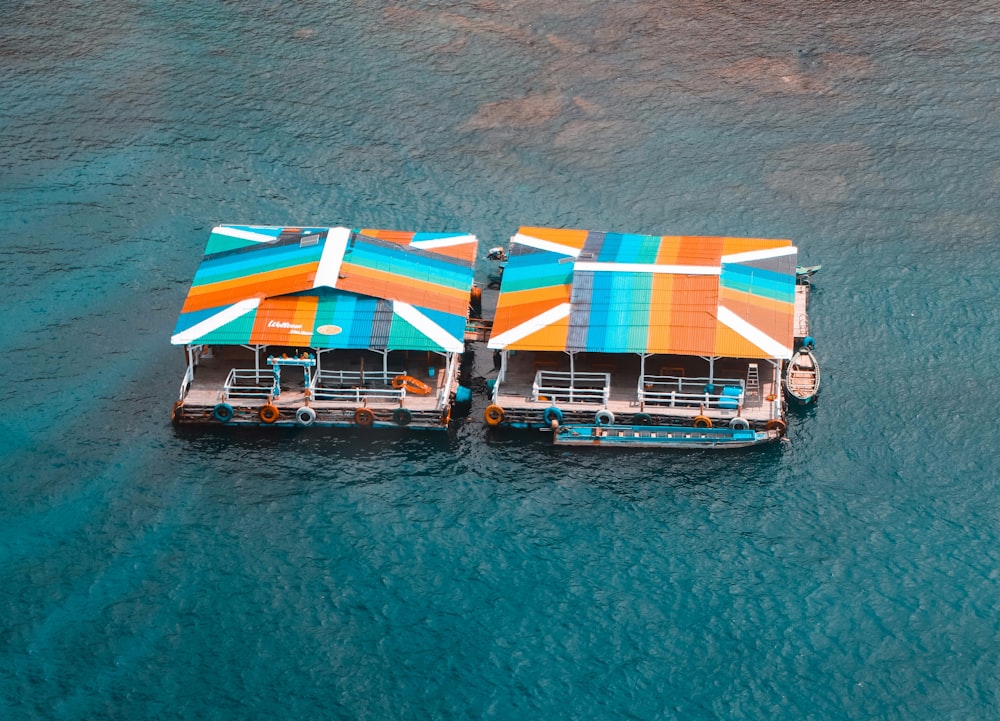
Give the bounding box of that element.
[745,363,760,402]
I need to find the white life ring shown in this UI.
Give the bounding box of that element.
[295,406,316,427]
[729,417,750,430]
[595,409,615,426]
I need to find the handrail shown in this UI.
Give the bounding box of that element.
[532,370,610,404]
[223,368,275,400]
[312,368,406,388]
[177,365,195,401]
[310,386,405,404]
[638,374,745,408]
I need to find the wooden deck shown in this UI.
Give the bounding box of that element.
[173,345,455,429]
[795,284,811,338]
[489,352,785,430]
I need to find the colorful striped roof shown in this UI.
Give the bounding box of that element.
[487,227,798,359]
[171,226,477,353]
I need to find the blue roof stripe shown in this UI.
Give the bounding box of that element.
[194,242,325,285]
[721,265,795,303]
[346,241,471,290]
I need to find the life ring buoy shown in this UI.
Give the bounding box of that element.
[213,402,234,423]
[354,407,375,428]
[392,375,432,395]
[765,419,787,433]
[393,407,412,426]
[632,412,652,426]
[543,406,563,425]
[693,415,713,428]
[259,403,280,424]
[729,417,750,430]
[595,409,615,426]
[295,406,316,427]
[171,401,184,425]
[484,404,504,426]
[440,404,452,426]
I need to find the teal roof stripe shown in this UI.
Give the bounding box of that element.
[598,233,660,263]
[346,238,472,290]
[585,272,651,353]
[411,232,468,242]
[721,265,795,303]
[387,314,438,352]
[500,250,573,292]
[194,242,325,286]
[203,226,284,255]
[310,293,365,349]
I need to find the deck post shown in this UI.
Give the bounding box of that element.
[568,351,576,403]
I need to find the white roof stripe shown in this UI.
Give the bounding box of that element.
[721,246,797,264]
[487,302,572,349]
[511,233,582,258]
[393,301,465,353]
[409,234,477,250]
[171,298,261,345]
[717,306,792,359]
[574,261,720,275]
[214,226,281,243]
[313,227,350,289]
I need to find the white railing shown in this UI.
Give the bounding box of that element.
[310,386,405,404]
[312,369,406,388]
[638,375,745,409]
[310,368,407,405]
[223,368,275,400]
[532,370,610,405]
[177,365,195,401]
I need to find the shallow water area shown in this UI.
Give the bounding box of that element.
[2,1,1000,719]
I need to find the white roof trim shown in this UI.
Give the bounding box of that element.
[511,232,582,258]
[313,227,350,289]
[574,261,720,275]
[214,226,282,243]
[393,301,465,353]
[409,234,478,251]
[171,298,261,345]
[717,305,792,359]
[487,302,572,349]
[721,246,797,264]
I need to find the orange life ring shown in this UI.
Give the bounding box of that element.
[765,419,787,433]
[259,403,280,424]
[392,375,432,395]
[171,401,183,425]
[440,404,452,426]
[693,415,713,428]
[354,407,375,428]
[484,404,504,426]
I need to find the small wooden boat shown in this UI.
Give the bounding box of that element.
[552,423,782,449]
[784,346,820,404]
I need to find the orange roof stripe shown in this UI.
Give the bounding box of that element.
[337,262,470,315]
[720,237,792,255]
[517,226,590,251]
[250,296,319,345]
[181,263,319,314]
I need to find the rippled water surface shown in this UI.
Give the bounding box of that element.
[2,1,999,719]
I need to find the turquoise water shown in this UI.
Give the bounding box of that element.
[2,1,1000,718]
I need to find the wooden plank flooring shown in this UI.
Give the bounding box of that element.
[492,352,783,423]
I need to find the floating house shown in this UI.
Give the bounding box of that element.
[484,227,799,447]
[170,225,478,429]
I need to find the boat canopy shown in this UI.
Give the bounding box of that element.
[487,227,797,360]
[171,225,477,353]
